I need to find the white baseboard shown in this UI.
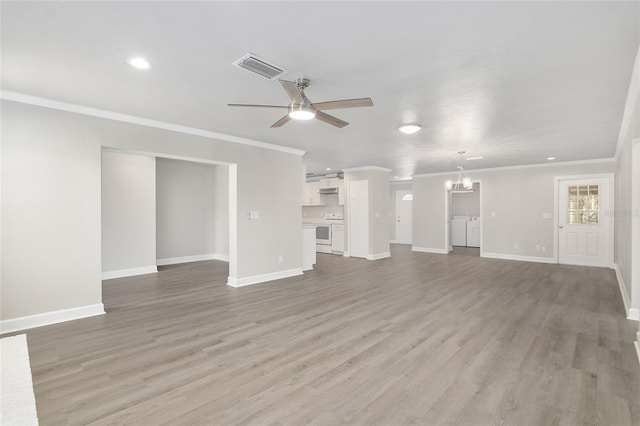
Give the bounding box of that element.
[614,264,639,321]
[367,252,391,260]
[412,246,448,255]
[343,251,350,257]
[1,303,105,334]
[157,253,229,266]
[227,268,303,288]
[389,240,397,244]
[481,252,556,264]
[102,266,157,280]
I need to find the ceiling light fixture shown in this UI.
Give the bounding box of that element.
[127,57,151,70]
[547,156,556,161]
[398,124,422,134]
[326,168,332,171]
[445,151,474,193]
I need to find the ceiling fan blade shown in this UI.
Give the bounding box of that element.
[315,111,349,128]
[279,80,303,104]
[271,114,292,128]
[228,103,288,109]
[312,98,374,111]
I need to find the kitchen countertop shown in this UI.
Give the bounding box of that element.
[302,219,344,225]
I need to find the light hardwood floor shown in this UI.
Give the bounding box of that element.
[17,245,640,425]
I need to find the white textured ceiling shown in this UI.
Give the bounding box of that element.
[2,1,638,177]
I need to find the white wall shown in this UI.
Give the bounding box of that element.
[451,182,480,217]
[1,100,303,325]
[413,161,616,258]
[101,151,156,275]
[156,158,228,261]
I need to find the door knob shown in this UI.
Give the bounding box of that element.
[559,225,564,229]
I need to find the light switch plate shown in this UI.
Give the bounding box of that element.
[249,211,260,220]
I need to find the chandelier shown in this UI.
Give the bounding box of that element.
[445,151,474,193]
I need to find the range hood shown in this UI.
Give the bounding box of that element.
[319,187,339,194]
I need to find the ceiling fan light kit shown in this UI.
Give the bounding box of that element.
[228,77,373,128]
[398,124,422,134]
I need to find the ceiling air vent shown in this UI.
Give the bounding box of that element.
[232,53,288,80]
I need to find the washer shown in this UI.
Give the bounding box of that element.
[451,216,470,246]
[466,216,480,247]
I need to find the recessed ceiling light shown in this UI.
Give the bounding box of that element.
[466,156,484,161]
[127,57,151,70]
[326,167,332,171]
[394,176,399,179]
[547,156,556,161]
[398,124,422,134]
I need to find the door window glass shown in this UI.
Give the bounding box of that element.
[568,184,599,224]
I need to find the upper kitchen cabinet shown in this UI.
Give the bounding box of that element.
[304,181,325,206]
[338,179,345,205]
[319,178,339,189]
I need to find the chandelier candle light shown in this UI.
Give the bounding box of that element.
[446,151,475,193]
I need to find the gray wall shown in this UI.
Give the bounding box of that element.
[344,168,390,257]
[101,151,156,273]
[1,100,303,321]
[451,182,480,217]
[389,182,413,241]
[413,161,616,258]
[156,158,228,260]
[614,80,640,314]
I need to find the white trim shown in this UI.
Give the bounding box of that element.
[367,252,391,260]
[342,166,392,173]
[102,266,157,280]
[343,251,350,257]
[389,240,397,244]
[227,268,303,287]
[481,252,556,264]
[412,246,448,254]
[614,264,640,321]
[615,46,640,160]
[157,253,229,266]
[554,173,615,268]
[0,91,305,156]
[389,180,413,185]
[0,304,105,334]
[635,338,640,365]
[412,158,615,179]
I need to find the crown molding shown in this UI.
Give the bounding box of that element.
[412,157,615,178]
[0,90,306,156]
[342,166,392,173]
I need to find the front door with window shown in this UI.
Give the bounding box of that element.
[558,177,611,267]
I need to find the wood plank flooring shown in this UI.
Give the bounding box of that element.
[15,245,640,425]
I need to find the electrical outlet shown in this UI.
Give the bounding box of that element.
[278,255,283,263]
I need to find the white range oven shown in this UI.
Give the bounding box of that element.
[314,213,344,253]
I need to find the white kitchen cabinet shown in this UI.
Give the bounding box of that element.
[304,181,324,206]
[319,177,339,189]
[331,224,345,253]
[338,179,345,205]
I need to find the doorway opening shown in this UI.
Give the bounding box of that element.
[445,181,481,256]
[100,148,237,284]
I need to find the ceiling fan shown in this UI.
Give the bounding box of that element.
[228,78,373,128]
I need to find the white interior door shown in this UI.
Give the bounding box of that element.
[349,180,369,259]
[558,177,611,267]
[395,190,413,244]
